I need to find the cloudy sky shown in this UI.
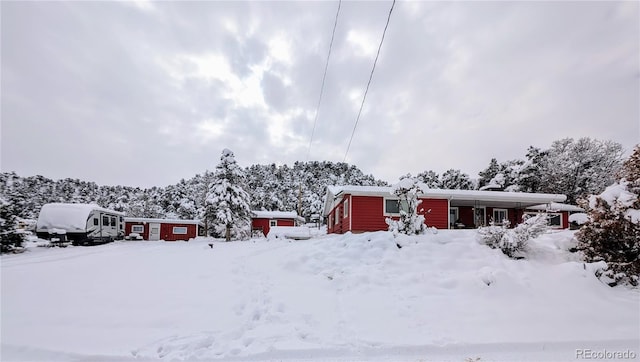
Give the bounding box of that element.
[2,1,638,188]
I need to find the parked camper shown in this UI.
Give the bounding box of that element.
[36,203,124,245]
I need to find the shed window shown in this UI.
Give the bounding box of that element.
[344,199,349,218]
[270,220,277,227]
[103,216,109,226]
[547,213,562,228]
[384,198,408,215]
[131,225,144,233]
[173,226,188,234]
[334,208,339,225]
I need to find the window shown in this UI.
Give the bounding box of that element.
[449,207,459,227]
[384,198,408,215]
[102,215,109,226]
[93,218,99,226]
[173,226,188,234]
[111,217,116,227]
[131,225,144,233]
[547,213,562,228]
[328,214,332,226]
[493,209,508,225]
[343,199,349,218]
[269,220,277,227]
[334,208,339,225]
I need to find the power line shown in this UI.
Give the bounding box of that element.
[306,0,342,162]
[343,0,395,163]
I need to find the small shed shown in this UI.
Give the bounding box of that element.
[251,211,305,237]
[124,217,204,241]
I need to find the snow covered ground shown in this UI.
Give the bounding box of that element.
[2,230,638,361]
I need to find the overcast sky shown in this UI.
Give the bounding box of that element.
[2,1,638,188]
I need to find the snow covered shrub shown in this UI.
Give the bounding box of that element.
[0,197,24,253]
[385,175,427,236]
[477,214,548,259]
[576,146,640,287]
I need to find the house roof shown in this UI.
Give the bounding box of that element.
[124,217,204,226]
[526,203,584,212]
[251,210,305,223]
[324,185,568,215]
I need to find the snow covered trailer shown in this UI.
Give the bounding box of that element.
[36,203,125,245]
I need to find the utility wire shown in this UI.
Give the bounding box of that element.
[343,0,395,163]
[306,0,342,162]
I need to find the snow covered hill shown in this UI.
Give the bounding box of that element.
[2,230,638,361]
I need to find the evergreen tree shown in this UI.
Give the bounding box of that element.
[205,149,252,241]
[477,158,500,189]
[416,170,440,188]
[440,169,473,190]
[0,196,24,253]
[576,145,640,287]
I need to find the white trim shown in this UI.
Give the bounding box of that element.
[343,198,349,218]
[349,195,353,232]
[131,225,144,233]
[334,208,339,226]
[383,197,409,216]
[172,226,188,234]
[269,220,277,227]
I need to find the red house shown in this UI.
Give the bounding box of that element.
[525,203,584,230]
[323,185,570,234]
[251,211,305,236]
[124,217,204,241]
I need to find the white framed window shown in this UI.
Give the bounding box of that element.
[493,209,508,225]
[328,214,332,226]
[131,225,144,233]
[384,198,408,215]
[524,212,563,229]
[173,226,188,234]
[343,199,349,218]
[269,220,277,227]
[334,208,339,225]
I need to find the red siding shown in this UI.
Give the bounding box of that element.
[419,198,449,229]
[351,196,387,232]
[561,211,569,229]
[252,218,296,236]
[125,222,149,240]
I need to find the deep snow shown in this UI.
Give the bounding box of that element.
[1,230,638,361]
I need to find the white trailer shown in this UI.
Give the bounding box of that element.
[36,203,125,245]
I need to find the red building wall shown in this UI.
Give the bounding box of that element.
[252,218,295,236]
[124,222,199,241]
[419,198,449,229]
[125,222,149,240]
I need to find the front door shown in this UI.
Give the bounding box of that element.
[149,223,161,241]
[474,207,486,227]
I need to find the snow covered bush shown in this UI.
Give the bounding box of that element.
[477,214,548,259]
[385,175,427,236]
[205,149,252,241]
[576,146,640,287]
[0,197,24,253]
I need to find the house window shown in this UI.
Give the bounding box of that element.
[111,217,116,226]
[131,225,144,233]
[547,213,562,228]
[334,208,339,225]
[270,220,277,227]
[328,214,332,226]
[173,226,188,234]
[344,199,349,218]
[384,198,408,215]
[102,215,109,226]
[93,218,99,226]
[493,209,508,225]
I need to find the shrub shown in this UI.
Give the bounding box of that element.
[477,214,548,258]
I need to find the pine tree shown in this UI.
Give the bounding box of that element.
[205,149,252,241]
[477,158,500,189]
[576,145,640,287]
[440,169,473,190]
[0,196,24,253]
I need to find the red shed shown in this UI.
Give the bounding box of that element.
[324,185,571,234]
[124,217,204,241]
[251,211,305,237]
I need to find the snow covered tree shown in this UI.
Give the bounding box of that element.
[477,158,500,189]
[538,138,624,203]
[576,145,640,287]
[416,170,440,188]
[205,149,252,241]
[477,213,547,259]
[440,169,473,190]
[385,174,427,235]
[0,196,24,253]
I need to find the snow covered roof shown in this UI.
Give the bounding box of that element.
[124,217,203,225]
[36,203,123,232]
[526,203,584,212]
[251,211,305,222]
[324,185,567,215]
